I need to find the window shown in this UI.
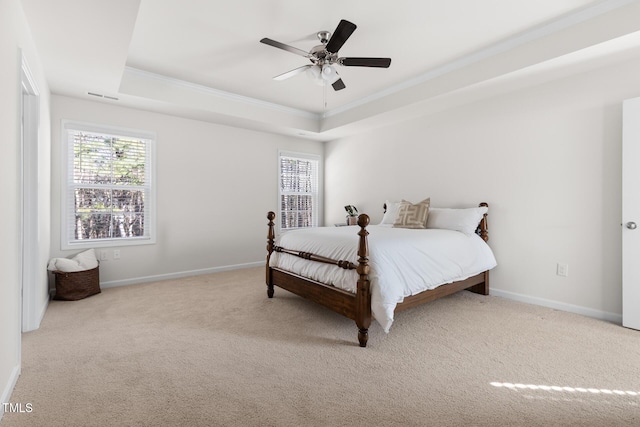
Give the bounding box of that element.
[278,151,320,229]
[61,121,156,249]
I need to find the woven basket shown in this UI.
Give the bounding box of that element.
[53,266,101,301]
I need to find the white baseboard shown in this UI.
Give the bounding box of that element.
[99,261,264,289]
[37,296,49,326]
[0,364,21,422]
[82,263,626,324]
[490,288,622,324]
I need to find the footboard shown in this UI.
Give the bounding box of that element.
[266,212,372,347]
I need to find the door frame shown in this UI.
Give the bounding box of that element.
[20,53,40,332]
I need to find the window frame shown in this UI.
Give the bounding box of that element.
[277,150,322,232]
[60,120,157,250]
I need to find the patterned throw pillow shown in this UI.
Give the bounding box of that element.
[393,198,430,229]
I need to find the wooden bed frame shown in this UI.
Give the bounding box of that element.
[265,203,490,347]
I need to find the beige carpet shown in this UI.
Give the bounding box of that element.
[3,267,640,426]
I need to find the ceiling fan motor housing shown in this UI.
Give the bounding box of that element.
[309,45,338,65]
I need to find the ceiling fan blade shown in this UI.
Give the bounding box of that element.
[273,65,312,81]
[260,38,309,57]
[325,20,357,54]
[332,78,346,91]
[340,57,391,68]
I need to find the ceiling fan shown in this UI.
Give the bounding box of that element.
[260,19,391,91]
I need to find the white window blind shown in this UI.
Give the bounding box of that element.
[279,152,319,229]
[62,121,155,249]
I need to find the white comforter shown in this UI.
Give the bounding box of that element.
[269,225,497,332]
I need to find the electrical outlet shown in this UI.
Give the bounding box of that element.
[100,251,108,261]
[113,249,120,260]
[557,263,569,277]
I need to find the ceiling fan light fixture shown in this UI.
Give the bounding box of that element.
[306,65,324,86]
[321,64,340,84]
[307,64,340,86]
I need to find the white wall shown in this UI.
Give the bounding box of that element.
[0,0,52,415]
[50,96,323,285]
[325,57,640,321]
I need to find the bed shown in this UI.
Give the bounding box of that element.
[265,202,496,347]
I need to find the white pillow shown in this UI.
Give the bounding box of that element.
[48,258,84,272]
[47,249,99,272]
[379,201,401,226]
[426,206,488,235]
[73,248,99,270]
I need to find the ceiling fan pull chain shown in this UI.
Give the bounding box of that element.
[323,83,327,112]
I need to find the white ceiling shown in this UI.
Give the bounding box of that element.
[20,0,640,141]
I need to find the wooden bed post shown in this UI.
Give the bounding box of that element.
[478,202,489,242]
[356,214,372,347]
[266,211,276,298]
[469,203,490,295]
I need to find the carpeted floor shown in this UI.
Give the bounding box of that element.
[2,267,640,426]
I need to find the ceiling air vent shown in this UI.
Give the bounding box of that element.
[87,92,119,101]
